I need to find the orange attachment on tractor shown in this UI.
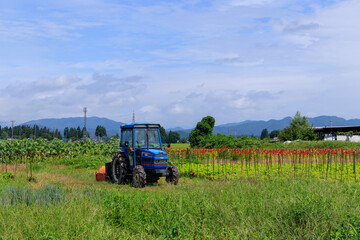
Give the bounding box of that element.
[95,166,106,181]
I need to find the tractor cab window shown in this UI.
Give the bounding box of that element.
[135,128,147,148]
[134,127,161,149]
[121,129,133,148]
[148,128,161,149]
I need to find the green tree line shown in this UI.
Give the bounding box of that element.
[0,125,62,140]
[63,126,90,140]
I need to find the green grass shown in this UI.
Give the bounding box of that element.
[168,143,190,150]
[1,164,360,239]
[50,154,112,169]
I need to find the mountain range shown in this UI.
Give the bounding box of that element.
[9,115,360,138]
[170,116,360,138]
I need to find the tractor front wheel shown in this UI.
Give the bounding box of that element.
[166,164,179,185]
[111,152,128,184]
[133,165,146,188]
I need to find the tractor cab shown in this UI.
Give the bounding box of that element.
[105,122,179,188]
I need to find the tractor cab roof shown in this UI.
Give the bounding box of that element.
[121,122,161,129]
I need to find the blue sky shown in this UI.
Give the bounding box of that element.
[0,0,359,128]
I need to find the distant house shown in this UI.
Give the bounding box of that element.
[314,126,360,142]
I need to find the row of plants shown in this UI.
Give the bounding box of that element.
[195,138,360,149]
[0,138,119,180]
[167,147,360,181]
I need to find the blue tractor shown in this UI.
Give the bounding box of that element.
[105,122,179,188]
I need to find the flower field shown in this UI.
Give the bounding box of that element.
[167,147,360,182]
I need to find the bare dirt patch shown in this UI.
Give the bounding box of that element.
[34,172,88,188]
[0,164,26,172]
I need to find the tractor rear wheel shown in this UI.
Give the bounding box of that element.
[111,152,128,184]
[133,165,146,188]
[166,164,179,185]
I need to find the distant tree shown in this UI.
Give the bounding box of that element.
[159,126,167,143]
[95,125,107,140]
[76,126,82,139]
[69,127,77,139]
[55,129,62,139]
[64,127,69,139]
[279,111,316,141]
[189,116,215,147]
[168,131,180,143]
[269,130,280,138]
[1,131,7,140]
[260,128,269,140]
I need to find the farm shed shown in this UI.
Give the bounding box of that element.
[314,126,360,142]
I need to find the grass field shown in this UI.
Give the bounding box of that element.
[168,143,190,150]
[1,162,360,239]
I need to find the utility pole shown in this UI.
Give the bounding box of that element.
[11,120,15,139]
[83,107,87,140]
[132,111,135,123]
[34,123,37,140]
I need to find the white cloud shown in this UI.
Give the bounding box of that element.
[0,73,146,122]
[286,34,319,48]
[169,104,186,115]
[35,75,81,89]
[232,98,253,109]
[140,105,159,113]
